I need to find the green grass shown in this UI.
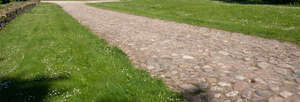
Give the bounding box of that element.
[0,3,183,102]
[89,0,300,44]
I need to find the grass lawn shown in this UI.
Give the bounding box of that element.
[89,0,300,44]
[0,3,183,102]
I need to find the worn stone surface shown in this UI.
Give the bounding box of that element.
[183,55,194,59]
[241,89,252,99]
[257,62,270,69]
[214,93,222,98]
[218,82,231,87]
[235,75,246,81]
[268,96,284,102]
[269,86,280,92]
[198,83,209,89]
[256,90,270,97]
[292,98,300,102]
[234,81,249,91]
[224,100,231,102]
[180,84,198,92]
[279,91,293,98]
[295,70,300,78]
[296,78,300,83]
[46,1,300,101]
[226,91,239,97]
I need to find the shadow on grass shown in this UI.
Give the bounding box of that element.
[0,75,68,102]
[0,57,5,62]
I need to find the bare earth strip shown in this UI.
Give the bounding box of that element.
[43,1,300,102]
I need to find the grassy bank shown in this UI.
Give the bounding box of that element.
[89,0,300,44]
[0,3,183,102]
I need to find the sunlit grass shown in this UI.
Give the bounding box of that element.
[89,0,300,44]
[0,3,183,102]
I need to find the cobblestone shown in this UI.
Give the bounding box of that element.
[49,1,300,101]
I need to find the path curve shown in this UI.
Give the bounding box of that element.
[44,1,300,102]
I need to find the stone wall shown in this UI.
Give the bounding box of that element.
[0,2,38,30]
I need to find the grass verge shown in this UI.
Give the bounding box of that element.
[0,3,183,102]
[89,0,300,44]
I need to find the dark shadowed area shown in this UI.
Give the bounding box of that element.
[0,75,68,102]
